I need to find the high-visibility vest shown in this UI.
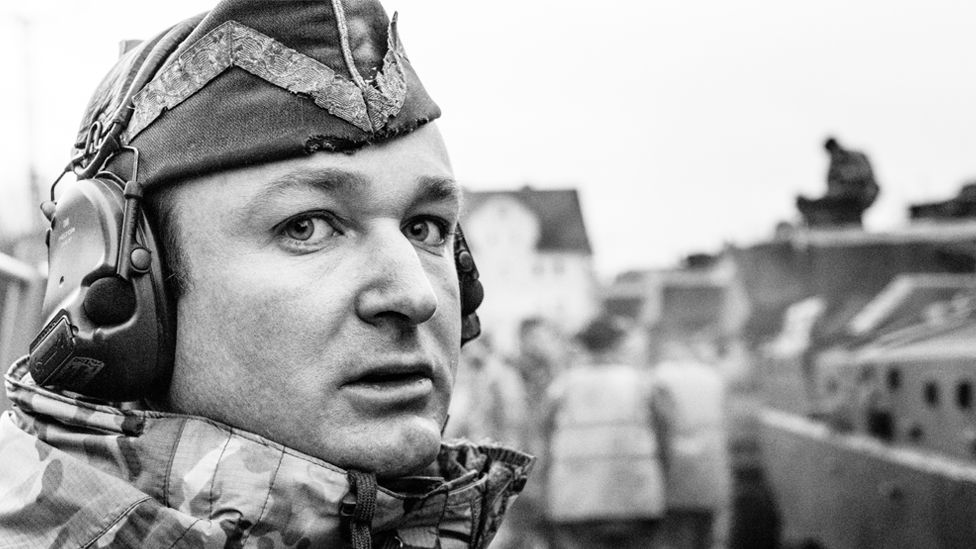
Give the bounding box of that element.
[653,360,731,510]
[546,363,666,521]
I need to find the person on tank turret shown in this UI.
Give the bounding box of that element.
[797,136,880,227]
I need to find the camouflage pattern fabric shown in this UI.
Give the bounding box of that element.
[0,359,533,548]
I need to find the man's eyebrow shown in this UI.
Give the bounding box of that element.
[236,169,461,222]
[414,176,462,209]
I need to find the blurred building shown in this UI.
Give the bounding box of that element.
[602,252,749,344]
[462,186,598,353]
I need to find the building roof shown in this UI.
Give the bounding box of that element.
[463,187,592,254]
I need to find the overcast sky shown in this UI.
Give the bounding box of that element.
[3,1,976,277]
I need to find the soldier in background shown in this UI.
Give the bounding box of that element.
[515,317,566,414]
[653,330,732,549]
[447,335,529,548]
[543,315,670,549]
[506,317,569,548]
[447,335,527,448]
[797,136,880,227]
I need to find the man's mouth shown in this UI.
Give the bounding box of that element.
[354,370,430,388]
[343,363,436,406]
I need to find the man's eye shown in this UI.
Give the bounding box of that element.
[280,215,338,245]
[404,218,448,246]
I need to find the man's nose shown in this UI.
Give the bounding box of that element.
[355,226,439,328]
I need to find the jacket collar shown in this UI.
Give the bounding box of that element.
[2,359,532,548]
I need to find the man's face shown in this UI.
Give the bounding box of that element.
[162,123,461,478]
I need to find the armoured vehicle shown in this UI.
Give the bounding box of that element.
[734,220,976,548]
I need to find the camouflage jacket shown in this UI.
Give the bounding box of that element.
[0,359,533,549]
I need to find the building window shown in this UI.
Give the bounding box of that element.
[924,381,940,408]
[958,381,973,410]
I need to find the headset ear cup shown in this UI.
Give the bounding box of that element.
[460,277,483,317]
[454,224,483,345]
[126,214,176,398]
[28,177,174,400]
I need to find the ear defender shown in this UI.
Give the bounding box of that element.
[28,164,174,400]
[26,19,195,401]
[454,225,483,344]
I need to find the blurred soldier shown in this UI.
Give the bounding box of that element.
[0,2,533,547]
[516,317,566,414]
[543,315,669,549]
[447,335,529,549]
[506,317,568,548]
[447,335,527,448]
[654,332,732,549]
[797,136,879,227]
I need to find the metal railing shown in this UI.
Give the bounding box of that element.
[0,253,44,410]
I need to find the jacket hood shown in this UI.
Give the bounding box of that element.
[0,359,533,548]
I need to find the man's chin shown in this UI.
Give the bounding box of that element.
[318,418,444,479]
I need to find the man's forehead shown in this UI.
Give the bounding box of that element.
[170,121,457,207]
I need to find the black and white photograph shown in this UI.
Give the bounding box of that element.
[2,1,976,547]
